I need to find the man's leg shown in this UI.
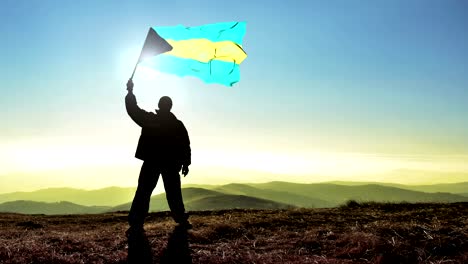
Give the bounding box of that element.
[128,161,160,229]
[161,166,188,225]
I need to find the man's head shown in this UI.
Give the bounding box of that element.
[158,96,173,112]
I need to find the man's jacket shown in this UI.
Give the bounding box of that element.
[125,93,191,166]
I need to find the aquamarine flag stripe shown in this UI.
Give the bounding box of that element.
[141,54,241,87]
[154,21,246,45]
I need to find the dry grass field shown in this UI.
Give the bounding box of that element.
[0,202,467,263]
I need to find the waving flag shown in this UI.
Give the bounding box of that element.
[136,21,247,87]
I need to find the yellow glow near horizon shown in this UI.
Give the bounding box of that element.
[2,137,468,193]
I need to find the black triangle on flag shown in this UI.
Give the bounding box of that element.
[137,27,173,63]
[130,28,173,79]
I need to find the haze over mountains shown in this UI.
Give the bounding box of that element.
[0,187,136,206]
[0,201,108,215]
[0,181,466,215]
[327,181,468,194]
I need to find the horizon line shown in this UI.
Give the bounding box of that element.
[1,180,467,194]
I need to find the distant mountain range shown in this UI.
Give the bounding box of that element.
[0,181,466,215]
[111,188,294,212]
[246,181,467,206]
[326,181,468,194]
[0,187,136,206]
[0,200,108,215]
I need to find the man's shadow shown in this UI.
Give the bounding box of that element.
[160,226,192,264]
[127,231,153,264]
[127,226,192,264]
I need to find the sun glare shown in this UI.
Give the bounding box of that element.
[116,45,190,110]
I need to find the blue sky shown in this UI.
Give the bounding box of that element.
[1,0,468,191]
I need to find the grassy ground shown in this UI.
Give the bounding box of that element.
[0,202,467,263]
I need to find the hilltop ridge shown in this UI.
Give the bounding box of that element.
[1,182,467,215]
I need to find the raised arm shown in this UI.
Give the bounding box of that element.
[125,79,155,127]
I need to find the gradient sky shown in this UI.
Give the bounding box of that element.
[1,0,468,193]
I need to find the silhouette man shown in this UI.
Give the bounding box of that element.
[125,79,191,234]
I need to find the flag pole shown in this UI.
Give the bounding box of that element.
[130,61,139,80]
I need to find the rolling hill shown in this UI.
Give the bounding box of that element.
[327,181,468,194]
[0,187,136,206]
[111,187,223,212]
[1,182,467,214]
[0,200,110,215]
[110,187,293,212]
[186,194,294,210]
[398,182,468,194]
[214,183,332,207]
[248,182,468,206]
